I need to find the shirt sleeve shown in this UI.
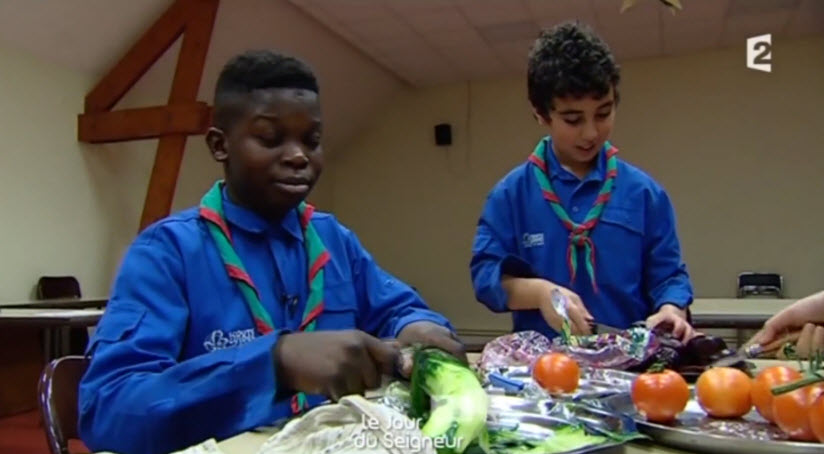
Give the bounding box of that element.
[470,185,534,313]
[643,186,694,311]
[340,226,454,339]
[78,226,289,454]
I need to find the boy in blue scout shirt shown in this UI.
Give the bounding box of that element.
[79,50,464,454]
[470,22,695,342]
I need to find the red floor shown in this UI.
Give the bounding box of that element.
[0,410,87,454]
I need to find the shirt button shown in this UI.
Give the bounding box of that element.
[572,206,580,213]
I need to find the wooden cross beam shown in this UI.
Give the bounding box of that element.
[78,0,220,231]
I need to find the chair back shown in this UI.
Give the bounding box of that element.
[37,356,89,454]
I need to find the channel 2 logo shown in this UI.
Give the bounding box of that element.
[747,34,772,73]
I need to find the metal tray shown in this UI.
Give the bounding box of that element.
[375,389,636,454]
[482,395,632,454]
[261,380,639,453]
[484,366,637,401]
[603,393,823,454]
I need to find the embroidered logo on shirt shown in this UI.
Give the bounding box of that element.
[522,233,545,248]
[203,329,256,352]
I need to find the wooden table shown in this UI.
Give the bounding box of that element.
[0,308,104,417]
[689,298,792,329]
[214,358,794,454]
[0,308,104,360]
[0,308,104,328]
[0,296,108,309]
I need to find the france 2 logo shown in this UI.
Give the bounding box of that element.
[747,34,772,73]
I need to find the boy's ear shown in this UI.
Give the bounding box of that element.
[206,127,228,162]
[531,107,549,126]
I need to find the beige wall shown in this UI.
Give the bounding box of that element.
[0,42,226,301]
[0,44,121,300]
[0,0,402,301]
[332,37,824,332]
[0,0,397,300]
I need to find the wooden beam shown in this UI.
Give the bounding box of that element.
[84,0,190,113]
[170,0,220,103]
[139,0,219,230]
[139,135,189,229]
[78,103,211,143]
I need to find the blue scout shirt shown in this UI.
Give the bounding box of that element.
[471,137,692,338]
[79,188,452,454]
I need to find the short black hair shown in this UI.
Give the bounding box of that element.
[527,22,620,117]
[213,50,319,128]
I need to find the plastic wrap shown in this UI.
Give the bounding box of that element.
[477,331,553,373]
[550,327,660,370]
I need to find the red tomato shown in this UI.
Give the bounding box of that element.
[532,353,580,393]
[773,384,824,442]
[696,367,753,418]
[632,369,690,423]
[751,366,803,423]
[810,393,824,443]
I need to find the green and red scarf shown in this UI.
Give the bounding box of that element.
[527,139,618,292]
[199,181,330,414]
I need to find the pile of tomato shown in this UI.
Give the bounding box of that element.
[531,352,824,443]
[633,365,824,443]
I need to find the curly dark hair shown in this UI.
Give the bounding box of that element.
[213,50,319,129]
[527,22,620,117]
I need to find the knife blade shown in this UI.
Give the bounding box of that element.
[550,288,576,344]
[709,343,763,368]
[592,323,625,334]
[590,322,625,335]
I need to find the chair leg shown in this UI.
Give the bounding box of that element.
[736,329,746,350]
[59,327,71,357]
[42,329,53,361]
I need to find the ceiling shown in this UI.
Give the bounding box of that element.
[0,0,408,149]
[0,0,820,89]
[287,0,824,86]
[0,0,173,77]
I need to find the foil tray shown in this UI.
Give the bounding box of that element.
[376,384,637,454]
[484,365,637,401]
[603,392,823,454]
[481,394,634,454]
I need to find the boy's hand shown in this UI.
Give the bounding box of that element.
[646,304,695,342]
[749,291,824,348]
[538,282,593,335]
[397,321,467,369]
[794,323,824,359]
[273,330,399,401]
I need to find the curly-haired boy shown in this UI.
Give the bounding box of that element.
[470,22,696,342]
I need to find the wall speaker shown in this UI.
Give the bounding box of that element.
[434,123,452,146]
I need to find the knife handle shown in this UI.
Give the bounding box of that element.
[489,373,526,392]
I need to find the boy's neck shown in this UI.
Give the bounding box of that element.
[554,150,597,180]
[225,183,289,222]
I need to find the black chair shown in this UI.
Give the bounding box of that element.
[737,272,783,298]
[37,356,89,454]
[734,272,783,348]
[36,276,88,357]
[37,276,82,299]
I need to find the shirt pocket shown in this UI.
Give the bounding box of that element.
[87,302,147,354]
[595,206,645,286]
[312,280,358,331]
